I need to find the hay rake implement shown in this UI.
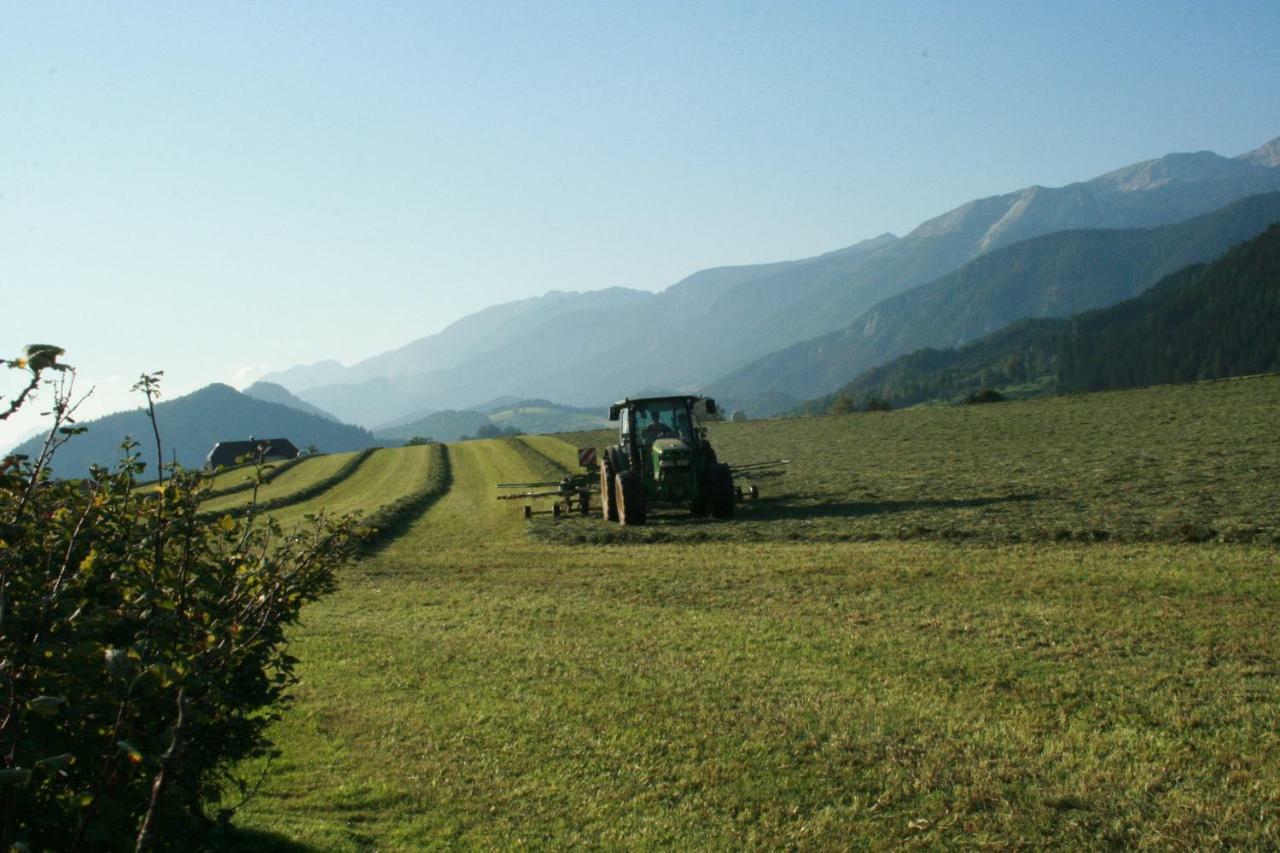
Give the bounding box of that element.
[496,447,599,520]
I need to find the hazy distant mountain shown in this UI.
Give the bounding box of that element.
[373,399,609,442]
[243,381,337,420]
[709,191,1280,411]
[804,222,1280,410]
[269,288,657,393]
[10,384,376,479]
[487,400,610,435]
[263,135,1280,427]
[373,409,491,443]
[1236,136,1280,168]
[262,359,348,392]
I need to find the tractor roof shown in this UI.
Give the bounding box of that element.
[611,394,702,407]
[607,395,715,421]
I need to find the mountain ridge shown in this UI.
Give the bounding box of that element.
[9,383,376,478]
[706,190,1280,412]
[243,381,338,421]
[262,135,1280,426]
[802,222,1280,410]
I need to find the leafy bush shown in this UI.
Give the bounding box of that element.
[0,350,356,849]
[461,424,523,441]
[828,395,892,414]
[965,388,1006,404]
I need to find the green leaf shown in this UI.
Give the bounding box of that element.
[0,767,31,786]
[103,647,130,678]
[28,695,66,716]
[35,753,74,771]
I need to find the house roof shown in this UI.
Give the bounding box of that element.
[206,438,299,466]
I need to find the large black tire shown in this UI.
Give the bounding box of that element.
[600,447,619,521]
[707,462,735,519]
[615,471,648,526]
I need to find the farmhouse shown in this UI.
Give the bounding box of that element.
[206,437,299,468]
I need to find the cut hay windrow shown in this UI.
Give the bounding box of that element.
[200,447,379,519]
[351,443,452,548]
[199,455,307,500]
[258,443,439,528]
[508,435,573,480]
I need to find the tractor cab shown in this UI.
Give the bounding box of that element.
[611,395,708,460]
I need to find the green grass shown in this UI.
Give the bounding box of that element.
[261,445,437,527]
[551,375,1280,546]
[225,379,1280,848]
[200,451,369,515]
[137,457,301,496]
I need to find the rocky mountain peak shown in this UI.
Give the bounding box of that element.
[1237,135,1280,168]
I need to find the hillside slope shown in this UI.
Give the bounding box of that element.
[373,399,609,442]
[712,191,1280,411]
[11,384,376,478]
[267,136,1280,427]
[809,223,1280,410]
[243,381,338,420]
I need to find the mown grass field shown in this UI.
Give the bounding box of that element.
[554,375,1280,546]
[228,378,1279,850]
[260,445,436,527]
[200,450,368,515]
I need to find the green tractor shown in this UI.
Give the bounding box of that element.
[599,395,735,525]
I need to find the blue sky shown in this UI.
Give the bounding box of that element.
[3,1,1279,449]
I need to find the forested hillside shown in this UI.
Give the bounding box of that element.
[806,223,1280,411]
[11,383,377,478]
[714,191,1280,411]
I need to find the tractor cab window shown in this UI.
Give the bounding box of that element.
[635,400,694,446]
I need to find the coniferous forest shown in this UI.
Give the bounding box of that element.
[810,223,1280,412]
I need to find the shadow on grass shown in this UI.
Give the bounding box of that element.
[741,492,1043,521]
[574,493,1043,528]
[206,826,319,853]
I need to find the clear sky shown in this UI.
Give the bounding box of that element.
[3,0,1279,450]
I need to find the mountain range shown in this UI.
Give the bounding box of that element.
[262,135,1280,426]
[709,190,1280,412]
[806,222,1280,410]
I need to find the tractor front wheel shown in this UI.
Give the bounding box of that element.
[707,463,735,519]
[615,471,648,526]
[600,449,619,522]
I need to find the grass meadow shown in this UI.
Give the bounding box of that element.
[553,375,1280,546]
[199,450,368,515]
[223,378,1279,849]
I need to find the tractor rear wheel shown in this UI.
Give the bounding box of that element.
[707,463,735,519]
[600,448,619,522]
[615,471,647,526]
[690,485,709,516]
